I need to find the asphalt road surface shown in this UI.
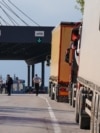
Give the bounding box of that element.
[0,94,90,133]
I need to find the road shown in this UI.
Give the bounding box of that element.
[0,94,90,133]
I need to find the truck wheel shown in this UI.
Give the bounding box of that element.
[69,90,72,105]
[75,95,79,123]
[79,114,90,129]
[56,96,59,102]
[72,100,75,107]
[49,89,51,97]
[51,93,54,100]
[75,112,79,123]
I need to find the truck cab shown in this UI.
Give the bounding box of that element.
[65,22,82,106]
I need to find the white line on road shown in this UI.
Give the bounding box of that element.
[39,95,61,133]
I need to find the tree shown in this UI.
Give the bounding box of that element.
[76,0,84,14]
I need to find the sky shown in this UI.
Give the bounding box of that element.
[0,0,82,86]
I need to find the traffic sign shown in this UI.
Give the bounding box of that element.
[35,31,44,37]
[36,37,42,43]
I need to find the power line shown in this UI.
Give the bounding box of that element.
[0,1,20,25]
[8,0,40,26]
[0,21,1,25]
[0,15,10,25]
[0,5,17,25]
[1,0,29,26]
[0,0,40,26]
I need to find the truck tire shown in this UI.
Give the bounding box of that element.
[72,100,75,107]
[79,114,90,129]
[75,112,79,123]
[69,90,72,105]
[48,89,51,97]
[56,96,59,102]
[75,102,79,123]
[51,93,54,100]
[75,90,79,123]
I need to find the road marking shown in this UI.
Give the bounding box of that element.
[39,96,61,133]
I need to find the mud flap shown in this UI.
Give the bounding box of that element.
[79,113,90,129]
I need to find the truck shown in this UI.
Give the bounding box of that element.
[49,22,78,102]
[66,0,100,132]
[65,22,82,107]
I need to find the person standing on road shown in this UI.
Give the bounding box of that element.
[6,74,13,96]
[33,74,41,96]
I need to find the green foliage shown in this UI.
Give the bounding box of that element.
[76,0,84,14]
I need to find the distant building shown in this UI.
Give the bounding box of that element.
[12,76,25,93]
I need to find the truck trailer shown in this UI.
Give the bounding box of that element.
[49,22,77,102]
[67,0,100,132]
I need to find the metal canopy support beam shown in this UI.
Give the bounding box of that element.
[41,61,45,89]
[27,65,30,87]
[32,64,35,87]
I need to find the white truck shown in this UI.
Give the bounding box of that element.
[74,0,100,132]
